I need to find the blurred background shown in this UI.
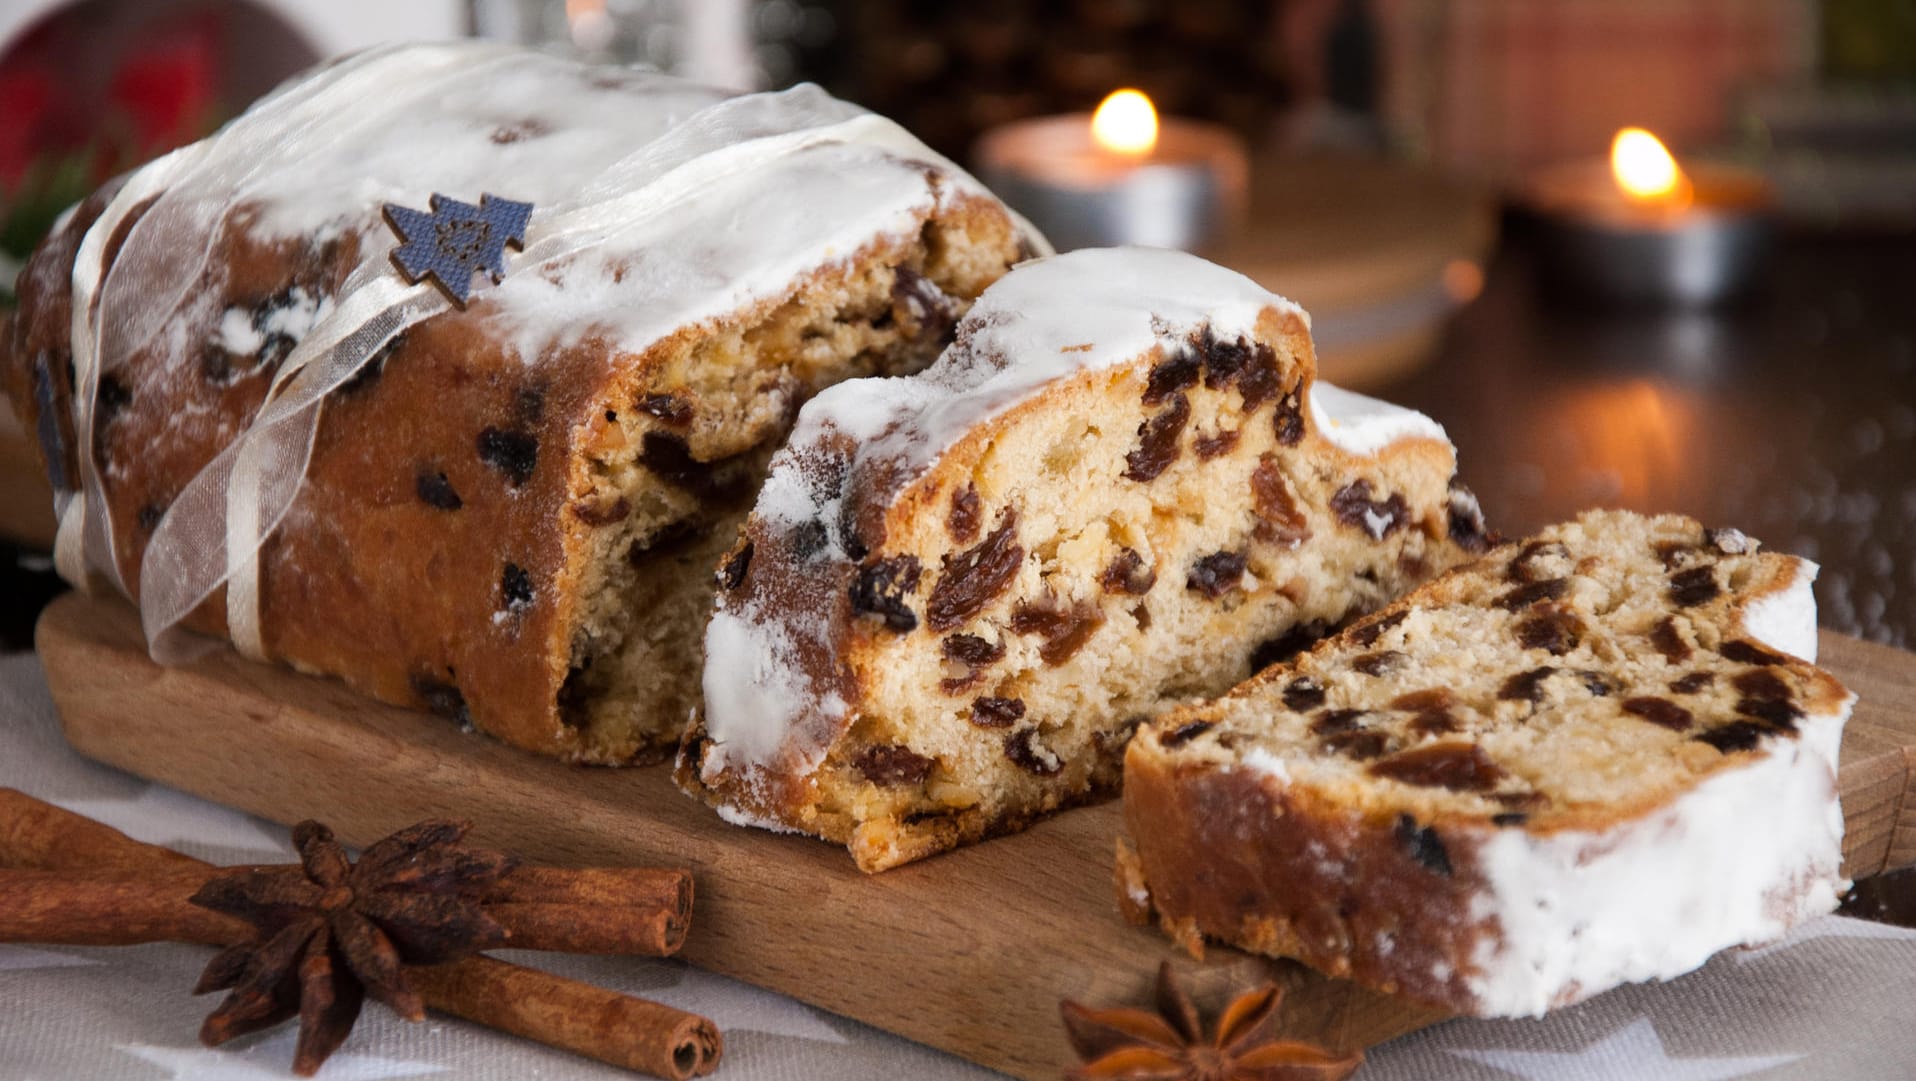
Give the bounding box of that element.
[2,0,1914,659]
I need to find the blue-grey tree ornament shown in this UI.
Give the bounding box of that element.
[382,193,533,307]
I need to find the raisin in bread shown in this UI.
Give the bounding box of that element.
[3,42,1035,763]
[677,247,1490,871]
[1120,509,1853,1017]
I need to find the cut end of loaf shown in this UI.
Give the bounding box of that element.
[1123,508,1854,1016]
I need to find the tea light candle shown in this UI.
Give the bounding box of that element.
[975,89,1248,252]
[1522,127,1773,306]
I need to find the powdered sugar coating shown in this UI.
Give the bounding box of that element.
[1745,557,1821,664]
[1309,382,1450,457]
[1466,692,1849,1016]
[90,42,1005,375]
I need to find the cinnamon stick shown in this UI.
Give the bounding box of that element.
[0,862,687,958]
[485,866,693,955]
[0,866,245,945]
[0,790,720,1078]
[0,788,203,872]
[0,789,692,956]
[410,958,721,1079]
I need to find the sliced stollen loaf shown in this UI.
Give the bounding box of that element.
[3,42,1034,763]
[677,247,1491,871]
[1120,509,1854,1017]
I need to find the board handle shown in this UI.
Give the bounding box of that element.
[1841,746,1916,880]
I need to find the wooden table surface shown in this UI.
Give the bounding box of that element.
[1368,222,1916,652]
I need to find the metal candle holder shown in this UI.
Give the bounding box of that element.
[975,114,1248,252]
[1522,159,1774,307]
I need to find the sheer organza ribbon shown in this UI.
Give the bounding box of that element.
[55,44,978,663]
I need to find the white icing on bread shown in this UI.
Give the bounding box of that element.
[1744,557,1821,663]
[1309,383,1450,457]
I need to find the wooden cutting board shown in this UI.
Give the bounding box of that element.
[34,592,1916,1079]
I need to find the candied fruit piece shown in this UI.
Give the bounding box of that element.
[1720,639,1789,666]
[947,484,982,543]
[1732,668,1792,701]
[1494,578,1569,611]
[1187,551,1248,598]
[718,542,754,590]
[477,426,538,486]
[1197,327,1252,388]
[1273,389,1304,445]
[1448,482,1491,553]
[1735,696,1802,729]
[1329,480,1408,539]
[1669,566,1721,607]
[970,696,1026,728]
[1123,394,1191,482]
[1010,598,1106,665]
[943,633,1005,666]
[1515,606,1584,655]
[1670,671,1715,694]
[1143,349,1200,405]
[500,563,535,612]
[1160,719,1214,747]
[1390,688,1455,712]
[927,512,1024,631]
[1649,616,1692,663]
[1507,540,1570,583]
[1394,815,1451,875]
[849,556,923,632]
[1099,548,1157,595]
[1498,666,1557,703]
[1236,347,1282,411]
[1695,721,1770,753]
[1621,696,1693,731]
[637,392,692,425]
[1370,741,1505,792]
[1350,611,1407,647]
[1193,430,1240,459]
[1352,650,1408,676]
[1004,726,1063,776]
[855,745,934,785]
[1251,457,1310,547]
[1282,676,1327,712]
[415,470,463,511]
[1321,729,1391,759]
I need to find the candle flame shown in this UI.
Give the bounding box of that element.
[1091,89,1158,156]
[1610,127,1692,209]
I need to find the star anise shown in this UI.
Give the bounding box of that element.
[189,819,516,1075]
[1061,963,1365,1081]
